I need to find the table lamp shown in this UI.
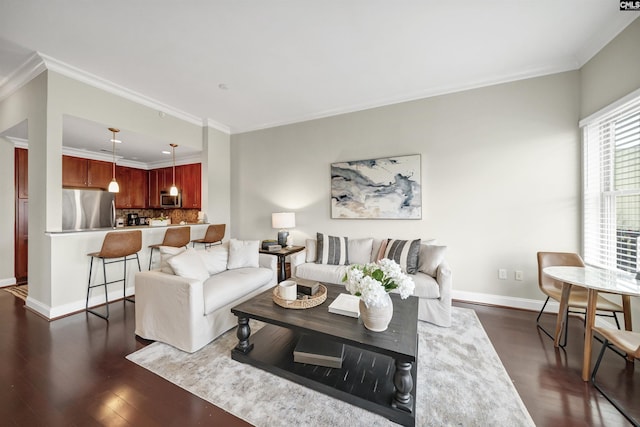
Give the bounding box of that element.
[272,212,295,247]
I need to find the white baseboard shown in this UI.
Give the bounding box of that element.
[452,289,618,328]
[0,277,17,288]
[26,286,136,320]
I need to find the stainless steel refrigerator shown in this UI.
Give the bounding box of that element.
[62,189,116,230]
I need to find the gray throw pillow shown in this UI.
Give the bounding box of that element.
[316,232,349,265]
[384,238,421,274]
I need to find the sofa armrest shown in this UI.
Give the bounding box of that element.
[436,260,452,303]
[259,253,277,273]
[289,249,308,277]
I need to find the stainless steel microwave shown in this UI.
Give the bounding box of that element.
[160,192,181,208]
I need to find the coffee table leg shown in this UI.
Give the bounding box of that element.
[391,359,414,413]
[234,317,254,354]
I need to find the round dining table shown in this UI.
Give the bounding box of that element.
[543,265,640,381]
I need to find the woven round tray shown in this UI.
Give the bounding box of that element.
[273,283,327,309]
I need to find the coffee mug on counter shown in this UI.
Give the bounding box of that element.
[279,280,297,301]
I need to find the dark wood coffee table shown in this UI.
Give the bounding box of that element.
[231,283,418,427]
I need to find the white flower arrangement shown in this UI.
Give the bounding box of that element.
[342,258,415,308]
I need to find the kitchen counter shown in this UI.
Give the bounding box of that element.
[46,222,206,234]
[36,223,211,319]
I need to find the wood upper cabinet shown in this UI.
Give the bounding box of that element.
[115,166,148,209]
[148,163,201,209]
[62,156,89,187]
[148,167,173,208]
[87,160,113,189]
[178,163,201,209]
[62,156,113,190]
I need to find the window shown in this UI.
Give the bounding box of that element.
[582,92,640,273]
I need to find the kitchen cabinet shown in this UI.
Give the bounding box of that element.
[178,163,201,209]
[115,166,148,208]
[62,155,113,189]
[148,167,173,207]
[16,147,28,198]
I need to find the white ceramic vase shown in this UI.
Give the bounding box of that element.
[359,293,393,332]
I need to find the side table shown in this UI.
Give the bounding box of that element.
[259,245,305,282]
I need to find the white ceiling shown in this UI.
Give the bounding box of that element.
[0,2,638,162]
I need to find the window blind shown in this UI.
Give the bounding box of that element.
[583,97,640,273]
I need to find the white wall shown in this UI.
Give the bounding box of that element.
[0,136,16,286]
[231,71,581,303]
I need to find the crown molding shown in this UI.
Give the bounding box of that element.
[38,53,209,128]
[204,118,230,134]
[0,53,47,103]
[234,61,579,134]
[6,136,29,149]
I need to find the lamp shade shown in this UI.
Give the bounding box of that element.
[272,212,295,229]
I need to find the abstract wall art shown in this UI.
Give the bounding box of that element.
[331,154,422,219]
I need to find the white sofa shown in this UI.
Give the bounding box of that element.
[290,237,452,327]
[135,241,277,353]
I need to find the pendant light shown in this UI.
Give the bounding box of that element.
[169,143,179,196]
[107,127,120,193]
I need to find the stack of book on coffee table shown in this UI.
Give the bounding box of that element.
[293,335,345,368]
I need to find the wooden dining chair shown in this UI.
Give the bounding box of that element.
[591,325,640,426]
[536,252,623,347]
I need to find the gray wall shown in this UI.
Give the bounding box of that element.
[580,17,640,119]
[231,71,582,305]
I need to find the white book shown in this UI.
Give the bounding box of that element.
[328,293,360,318]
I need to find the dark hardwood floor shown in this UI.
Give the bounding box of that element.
[0,290,637,426]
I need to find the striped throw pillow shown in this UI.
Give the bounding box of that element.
[384,239,421,274]
[316,233,349,265]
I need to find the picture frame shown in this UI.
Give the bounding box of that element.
[330,154,422,219]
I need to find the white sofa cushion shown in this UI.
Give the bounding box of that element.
[348,238,374,265]
[296,262,349,286]
[167,249,210,281]
[199,243,229,275]
[203,267,273,314]
[411,272,441,299]
[159,245,187,274]
[305,239,317,262]
[419,244,447,277]
[227,239,259,269]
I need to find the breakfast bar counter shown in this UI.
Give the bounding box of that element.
[34,223,210,319]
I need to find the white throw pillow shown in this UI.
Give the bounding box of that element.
[227,239,260,269]
[167,249,210,281]
[198,242,229,275]
[348,238,374,265]
[159,245,187,274]
[418,244,447,277]
[305,239,317,263]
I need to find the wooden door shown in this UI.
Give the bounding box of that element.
[87,159,113,189]
[148,169,160,208]
[15,148,28,284]
[62,155,88,187]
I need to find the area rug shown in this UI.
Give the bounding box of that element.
[2,284,28,301]
[127,307,534,426]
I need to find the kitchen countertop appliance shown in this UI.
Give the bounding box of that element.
[127,213,139,226]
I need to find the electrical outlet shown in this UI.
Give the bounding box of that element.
[515,270,523,281]
[498,269,507,280]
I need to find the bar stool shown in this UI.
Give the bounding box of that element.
[148,226,191,270]
[86,230,142,320]
[192,224,225,248]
